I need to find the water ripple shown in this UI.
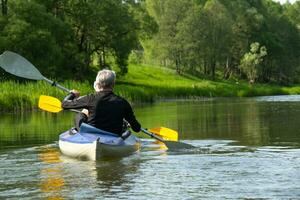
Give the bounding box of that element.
[0,141,299,199]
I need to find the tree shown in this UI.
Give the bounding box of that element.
[257,0,300,84]
[239,42,267,84]
[283,1,300,30]
[145,0,193,74]
[61,0,145,75]
[200,0,233,79]
[1,0,7,15]
[0,0,76,79]
[0,0,150,78]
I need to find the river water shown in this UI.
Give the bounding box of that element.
[0,96,300,199]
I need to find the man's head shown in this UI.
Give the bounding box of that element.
[94,69,116,92]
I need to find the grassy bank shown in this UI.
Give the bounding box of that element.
[1,64,300,112]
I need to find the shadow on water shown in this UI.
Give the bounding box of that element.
[94,157,142,196]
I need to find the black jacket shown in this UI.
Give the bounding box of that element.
[62,91,141,135]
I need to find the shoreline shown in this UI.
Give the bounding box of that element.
[1,80,300,113]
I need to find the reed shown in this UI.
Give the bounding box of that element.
[1,64,300,112]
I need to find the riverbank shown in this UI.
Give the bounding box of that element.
[1,64,300,112]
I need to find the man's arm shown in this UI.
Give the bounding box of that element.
[62,92,91,110]
[124,101,141,132]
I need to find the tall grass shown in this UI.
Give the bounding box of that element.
[0,80,93,112]
[1,64,300,112]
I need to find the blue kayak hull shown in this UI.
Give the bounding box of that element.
[58,123,141,160]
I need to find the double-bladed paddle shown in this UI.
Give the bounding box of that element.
[0,50,194,150]
[39,95,194,150]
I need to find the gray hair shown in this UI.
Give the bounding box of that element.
[93,69,116,92]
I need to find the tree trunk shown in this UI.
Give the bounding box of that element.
[99,48,107,69]
[223,57,231,79]
[174,51,181,74]
[210,57,216,79]
[175,58,180,74]
[1,0,8,16]
[211,62,215,79]
[203,60,207,75]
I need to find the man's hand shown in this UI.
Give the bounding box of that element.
[71,89,80,98]
[81,109,89,117]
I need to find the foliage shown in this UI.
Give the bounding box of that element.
[0,0,299,85]
[144,0,300,84]
[239,42,267,84]
[0,0,74,79]
[0,0,156,79]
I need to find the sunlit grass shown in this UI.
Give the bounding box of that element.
[120,64,300,98]
[1,64,300,112]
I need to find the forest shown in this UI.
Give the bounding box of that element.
[0,0,299,85]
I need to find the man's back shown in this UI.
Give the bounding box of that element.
[62,91,141,135]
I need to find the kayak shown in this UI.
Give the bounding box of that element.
[59,123,141,160]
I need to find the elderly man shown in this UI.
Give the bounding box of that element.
[62,69,141,136]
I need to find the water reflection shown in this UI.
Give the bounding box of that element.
[50,152,147,198]
[0,112,73,149]
[1,97,300,149]
[38,147,65,200]
[137,98,300,146]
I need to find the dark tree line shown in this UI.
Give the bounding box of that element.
[0,0,299,85]
[143,0,300,84]
[0,0,156,80]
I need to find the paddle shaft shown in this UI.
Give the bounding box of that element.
[43,77,71,93]
[0,51,71,93]
[42,78,77,111]
[141,128,165,143]
[141,128,195,150]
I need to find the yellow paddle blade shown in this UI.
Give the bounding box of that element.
[38,95,63,113]
[149,127,178,141]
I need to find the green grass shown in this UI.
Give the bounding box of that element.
[117,64,300,98]
[1,64,300,112]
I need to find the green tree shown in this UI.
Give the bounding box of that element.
[240,42,267,84]
[145,0,193,74]
[283,1,300,30]
[257,0,300,84]
[62,0,145,75]
[0,0,75,79]
[200,0,233,79]
[0,0,149,78]
[1,0,7,15]
[219,0,265,80]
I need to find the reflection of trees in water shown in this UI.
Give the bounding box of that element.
[241,101,269,145]
[0,112,74,148]
[136,100,299,146]
[263,102,300,145]
[175,100,272,145]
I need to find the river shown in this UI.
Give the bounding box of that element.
[0,95,300,199]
